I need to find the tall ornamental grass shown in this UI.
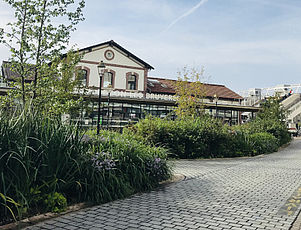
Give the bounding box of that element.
[0,109,171,225]
[82,130,171,202]
[0,109,86,223]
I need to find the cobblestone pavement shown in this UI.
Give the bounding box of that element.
[25,140,301,230]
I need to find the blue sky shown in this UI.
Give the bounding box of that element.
[1,0,301,93]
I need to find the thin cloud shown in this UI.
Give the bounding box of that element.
[161,0,208,33]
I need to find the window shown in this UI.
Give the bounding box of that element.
[79,69,88,86]
[76,67,90,87]
[127,75,137,90]
[103,72,113,88]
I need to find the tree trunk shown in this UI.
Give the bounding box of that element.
[33,0,47,99]
[19,0,29,106]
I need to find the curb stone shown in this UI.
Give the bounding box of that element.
[0,203,91,230]
[291,208,301,230]
[1,175,184,230]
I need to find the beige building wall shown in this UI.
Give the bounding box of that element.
[76,45,147,92]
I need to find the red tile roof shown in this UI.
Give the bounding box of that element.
[1,61,35,81]
[147,77,243,100]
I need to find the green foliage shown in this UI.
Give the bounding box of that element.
[31,50,90,117]
[248,118,291,146]
[0,110,171,224]
[249,132,279,155]
[125,115,236,158]
[0,193,20,223]
[257,96,286,121]
[173,67,207,118]
[126,107,290,159]
[0,51,88,117]
[0,108,86,222]
[0,0,86,114]
[44,192,67,213]
[83,130,171,198]
[241,97,291,145]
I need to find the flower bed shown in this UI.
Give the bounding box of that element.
[0,110,171,225]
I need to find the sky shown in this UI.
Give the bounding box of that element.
[1,0,301,94]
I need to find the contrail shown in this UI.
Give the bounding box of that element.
[162,0,209,33]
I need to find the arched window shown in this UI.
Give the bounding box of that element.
[102,70,115,88]
[103,72,113,88]
[80,69,88,86]
[127,74,138,90]
[76,66,90,87]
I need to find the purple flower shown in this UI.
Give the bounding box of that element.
[81,134,92,143]
[91,152,116,171]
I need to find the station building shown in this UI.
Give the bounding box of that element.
[1,40,260,128]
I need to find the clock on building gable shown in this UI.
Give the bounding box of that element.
[104,49,114,60]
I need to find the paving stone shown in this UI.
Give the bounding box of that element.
[174,226,188,230]
[23,140,301,230]
[62,225,78,230]
[151,224,164,229]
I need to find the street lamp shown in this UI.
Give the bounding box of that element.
[106,85,113,129]
[213,94,218,118]
[97,60,106,135]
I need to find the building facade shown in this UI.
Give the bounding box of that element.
[1,40,260,128]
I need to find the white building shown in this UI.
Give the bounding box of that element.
[1,40,260,128]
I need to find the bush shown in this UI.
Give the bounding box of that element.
[126,113,290,159]
[248,119,291,146]
[44,192,67,213]
[125,115,238,158]
[249,132,279,155]
[251,97,291,145]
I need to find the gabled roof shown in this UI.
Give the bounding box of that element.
[147,77,243,100]
[78,40,154,70]
[1,61,35,82]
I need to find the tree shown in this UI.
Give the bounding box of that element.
[29,50,89,116]
[250,97,290,145]
[257,96,286,121]
[0,0,85,108]
[173,67,207,118]
[0,50,89,117]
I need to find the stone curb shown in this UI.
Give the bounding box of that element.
[290,208,301,230]
[0,203,91,230]
[0,174,185,230]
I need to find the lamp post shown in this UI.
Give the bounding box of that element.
[106,85,113,129]
[214,94,218,118]
[97,60,106,135]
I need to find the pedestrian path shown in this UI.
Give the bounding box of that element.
[26,140,301,230]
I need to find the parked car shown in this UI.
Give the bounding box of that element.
[288,127,298,137]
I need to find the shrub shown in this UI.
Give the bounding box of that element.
[248,119,291,146]
[249,132,279,155]
[125,115,236,158]
[126,113,289,159]
[250,97,291,145]
[44,192,67,213]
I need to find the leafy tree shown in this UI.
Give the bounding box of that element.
[173,67,207,118]
[0,0,85,109]
[250,97,290,145]
[257,96,286,121]
[30,50,89,116]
